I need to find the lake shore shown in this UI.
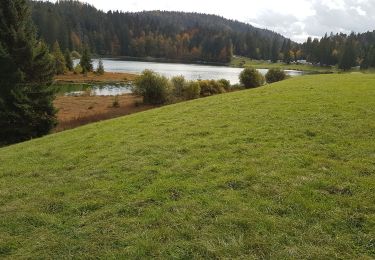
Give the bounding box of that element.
[230,56,336,73]
[98,55,230,66]
[54,71,138,84]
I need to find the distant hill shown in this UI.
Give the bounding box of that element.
[30,0,288,63]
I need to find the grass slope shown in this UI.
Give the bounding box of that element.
[1,74,374,259]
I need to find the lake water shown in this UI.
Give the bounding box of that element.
[66,59,304,96]
[58,83,132,97]
[90,59,303,84]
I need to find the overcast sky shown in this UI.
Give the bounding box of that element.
[45,0,375,42]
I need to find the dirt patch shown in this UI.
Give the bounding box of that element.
[55,72,138,84]
[54,94,155,132]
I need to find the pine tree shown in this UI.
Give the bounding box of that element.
[80,46,93,74]
[52,41,66,74]
[339,39,357,71]
[96,59,104,75]
[270,38,279,63]
[0,0,57,145]
[304,37,313,61]
[64,48,73,71]
[283,39,292,64]
[361,45,375,70]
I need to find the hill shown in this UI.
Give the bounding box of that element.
[30,0,288,63]
[0,74,374,258]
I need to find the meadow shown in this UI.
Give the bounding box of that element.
[0,73,374,258]
[231,56,338,73]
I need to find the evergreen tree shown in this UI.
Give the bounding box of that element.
[52,41,66,74]
[283,39,292,64]
[96,59,104,75]
[64,48,73,71]
[270,38,279,63]
[339,39,357,71]
[360,46,375,70]
[80,46,93,74]
[304,37,313,61]
[0,0,57,145]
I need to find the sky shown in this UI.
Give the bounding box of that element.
[45,0,375,42]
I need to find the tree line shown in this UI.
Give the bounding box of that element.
[31,0,375,70]
[300,32,375,70]
[30,0,287,63]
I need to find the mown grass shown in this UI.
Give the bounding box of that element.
[0,74,374,258]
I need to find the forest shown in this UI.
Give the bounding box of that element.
[30,0,287,63]
[30,0,375,69]
[301,32,375,69]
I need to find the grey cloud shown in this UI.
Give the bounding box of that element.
[250,0,375,42]
[248,11,304,39]
[304,0,375,36]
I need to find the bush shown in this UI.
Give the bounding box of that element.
[231,84,244,91]
[112,96,120,108]
[198,80,226,97]
[239,67,265,88]
[171,75,186,97]
[134,70,172,105]
[265,68,287,83]
[218,79,231,91]
[73,64,83,74]
[183,81,201,100]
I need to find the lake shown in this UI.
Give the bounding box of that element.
[58,83,133,97]
[90,59,303,84]
[65,59,304,96]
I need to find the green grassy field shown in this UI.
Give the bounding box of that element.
[0,74,374,259]
[231,56,338,73]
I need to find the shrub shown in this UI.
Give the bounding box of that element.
[265,68,287,83]
[134,70,172,105]
[112,96,120,108]
[218,79,231,91]
[239,67,265,88]
[231,84,244,91]
[73,64,83,74]
[183,81,201,100]
[171,75,186,97]
[198,80,226,97]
